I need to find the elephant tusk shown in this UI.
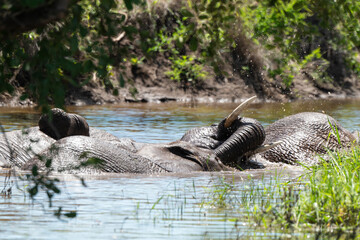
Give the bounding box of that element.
[248,141,283,156]
[224,96,257,128]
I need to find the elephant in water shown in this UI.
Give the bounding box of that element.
[1,97,357,173]
[178,99,358,168]
[0,97,266,173]
[251,112,359,167]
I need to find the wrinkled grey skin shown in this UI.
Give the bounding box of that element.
[2,110,358,173]
[181,117,266,168]
[1,109,265,174]
[23,137,228,174]
[251,112,358,167]
[0,108,90,168]
[0,127,55,168]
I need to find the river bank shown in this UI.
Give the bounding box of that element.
[1,71,360,107]
[1,0,360,108]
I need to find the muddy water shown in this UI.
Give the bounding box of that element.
[0,99,359,239]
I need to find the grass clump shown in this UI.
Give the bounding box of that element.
[200,147,360,236]
[295,147,360,229]
[246,146,360,235]
[201,176,238,209]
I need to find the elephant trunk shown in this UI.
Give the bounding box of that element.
[39,108,89,140]
[214,118,265,166]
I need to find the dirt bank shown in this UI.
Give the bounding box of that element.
[2,1,360,107]
[2,58,360,107]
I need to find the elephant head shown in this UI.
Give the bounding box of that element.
[181,96,268,167]
[38,108,90,140]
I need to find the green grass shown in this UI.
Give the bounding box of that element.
[200,146,360,237]
[294,147,360,230]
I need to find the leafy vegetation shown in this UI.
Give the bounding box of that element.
[135,0,360,94]
[0,0,145,111]
[239,0,360,87]
[1,0,359,108]
[166,55,206,89]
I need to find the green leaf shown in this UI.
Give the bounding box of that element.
[45,158,52,168]
[181,9,194,18]
[123,0,134,10]
[293,2,304,11]
[119,74,125,88]
[64,211,77,218]
[32,165,38,176]
[189,36,198,51]
[29,186,38,197]
[199,14,209,20]
[52,186,61,194]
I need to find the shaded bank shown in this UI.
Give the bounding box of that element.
[2,72,359,107]
[1,1,359,107]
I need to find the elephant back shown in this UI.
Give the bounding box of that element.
[0,127,55,168]
[23,136,170,174]
[262,112,356,165]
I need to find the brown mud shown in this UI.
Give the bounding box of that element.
[2,49,359,108]
[2,66,360,108]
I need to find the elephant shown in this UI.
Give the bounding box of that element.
[177,100,358,168]
[1,98,266,174]
[0,108,91,168]
[250,112,359,167]
[180,96,267,168]
[3,97,356,173]
[0,127,55,168]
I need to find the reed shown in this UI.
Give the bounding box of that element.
[199,146,360,237]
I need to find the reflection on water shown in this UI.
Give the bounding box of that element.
[0,98,360,239]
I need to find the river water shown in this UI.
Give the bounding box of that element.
[0,99,359,239]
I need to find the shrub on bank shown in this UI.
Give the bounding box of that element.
[0,0,359,107]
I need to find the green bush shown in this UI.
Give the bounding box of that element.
[166,55,207,88]
[0,0,144,110]
[1,0,360,105]
[147,0,360,88]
